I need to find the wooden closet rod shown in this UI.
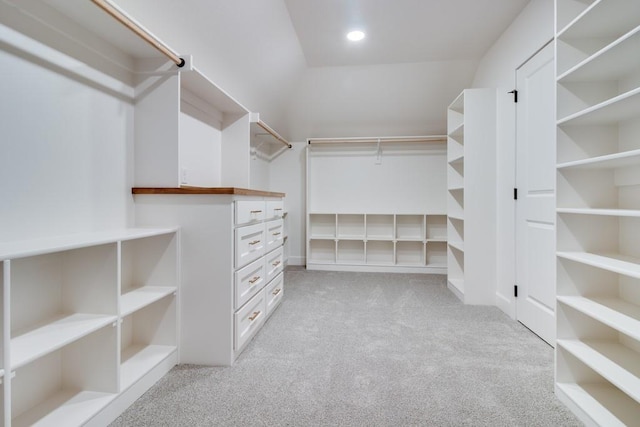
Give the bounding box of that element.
[308,136,446,144]
[91,0,186,67]
[257,121,292,148]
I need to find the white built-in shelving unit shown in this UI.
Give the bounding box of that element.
[555,0,640,424]
[446,89,497,304]
[306,137,448,273]
[0,228,179,426]
[307,213,448,271]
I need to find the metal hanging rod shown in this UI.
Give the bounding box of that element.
[307,136,446,144]
[91,0,185,67]
[256,120,292,149]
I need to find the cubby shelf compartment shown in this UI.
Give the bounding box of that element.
[307,213,446,273]
[308,214,336,239]
[0,227,179,427]
[557,339,640,403]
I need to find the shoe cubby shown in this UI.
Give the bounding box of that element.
[308,239,336,263]
[10,244,118,370]
[0,228,179,426]
[337,214,365,239]
[396,215,424,241]
[120,295,177,391]
[365,215,394,240]
[426,241,447,267]
[396,241,424,266]
[337,240,365,264]
[309,214,336,238]
[365,241,394,265]
[555,0,640,421]
[426,215,447,241]
[11,325,118,426]
[120,233,178,317]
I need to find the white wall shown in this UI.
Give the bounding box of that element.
[113,0,307,138]
[286,60,478,141]
[471,0,554,317]
[0,24,134,242]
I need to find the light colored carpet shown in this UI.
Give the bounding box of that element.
[111,267,580,426]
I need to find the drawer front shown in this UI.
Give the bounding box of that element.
[234,257,266,310]
[266,200,284,220]
[234,289,266,351]
[265,219,284,253]
[235,200,266,226]
[235,223,266,268]
[265,246,284,283]
[265,272,284,317]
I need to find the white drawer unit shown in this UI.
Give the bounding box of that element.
[265,272,284,317]
[135,190,285,367]
[266,200,284,220]
[265,219,284,253]
[265,246,284,284]
[235,200,266,226]
[235,222,266,268]
[234,289,266,351]
[235,257,266,310]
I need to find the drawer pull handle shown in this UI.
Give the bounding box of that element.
[274,208,283,211]
[249,240,261,245]
[272,288,281,296]
[249,311,261,321]
[250,210,263,214]
[272,232,281,236]
[272,260,281,267]
[249,276,261,284]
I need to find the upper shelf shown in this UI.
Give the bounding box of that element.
[557,0,640,39]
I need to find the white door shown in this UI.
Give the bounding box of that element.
[515,42,556,346]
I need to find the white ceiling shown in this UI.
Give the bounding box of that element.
[284,0,531,67]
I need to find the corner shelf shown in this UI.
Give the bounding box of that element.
[555,0,640,422]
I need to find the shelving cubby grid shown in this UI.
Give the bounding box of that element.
[307,213,447,272]
[555,0,640,424]
[0,228,179,427]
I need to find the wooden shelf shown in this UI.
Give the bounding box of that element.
[557,339,640,403]
[132,187,285,197]
[557,296,640,341]
[11,313,117,369]
[121,286,177,317]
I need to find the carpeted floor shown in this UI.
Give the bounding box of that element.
[110,267,581,426]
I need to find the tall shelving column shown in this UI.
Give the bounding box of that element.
[555,0,640,425]
[446,89,497,304]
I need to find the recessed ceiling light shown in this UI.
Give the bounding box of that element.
[346,30,365,41]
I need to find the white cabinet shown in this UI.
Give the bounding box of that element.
[446,89,497,304]
[133,189,285,366]
[555,0,640,425]
[307,213,447,273]
[0,228,179,426]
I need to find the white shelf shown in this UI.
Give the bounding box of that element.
[558,25,640,83]
[121,344,177,391]
[557,251,640,279]
[12,389,117,427]
[427,238,448,243]
[557,208,640,217]
[448,123,464,138]
[121,286,177,317]
[556,382,639,427]
[447,278,464,294]
[448,155,464,165]
[11,313,117,369]
[448,241,464,252]
[557,149,640,170]
[448,213,464,221]
[557,339,640,403]
[557,0,640,39]
[557,87,640,126]
[557,296,640,341]
[0,227,177,261]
